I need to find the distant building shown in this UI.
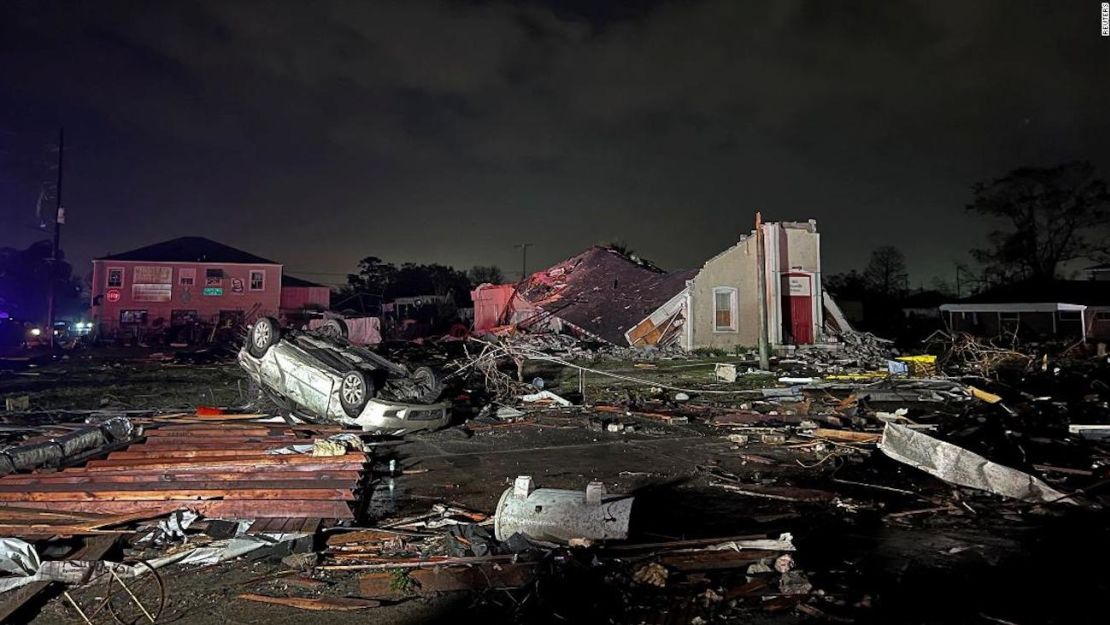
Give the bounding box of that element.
[280,274,331,317]
[1085,263,1110,281]
[391,294,453,320]
[91,237,282,337]
[900,290,947,320]
[940,280,1110,341]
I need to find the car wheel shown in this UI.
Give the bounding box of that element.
[247,317,281,358]
[339,370,373,417]
[317,318,348,340]
[411,366,444,404]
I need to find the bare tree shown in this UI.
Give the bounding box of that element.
[968,161,1110,284]
[863,246,909,299]
[467,265,505,285]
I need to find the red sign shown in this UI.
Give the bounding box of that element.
[106,289,121,303]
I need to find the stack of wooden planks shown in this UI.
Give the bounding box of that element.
[0,422,369,521]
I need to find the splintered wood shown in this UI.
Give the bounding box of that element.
[0,423,368,521]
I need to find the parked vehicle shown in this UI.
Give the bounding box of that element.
[237,317,449,433]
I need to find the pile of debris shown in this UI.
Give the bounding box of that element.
[0,413,373,619]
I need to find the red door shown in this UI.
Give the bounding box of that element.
[783,273,814,345]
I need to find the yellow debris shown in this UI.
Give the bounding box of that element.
[968,385,1002,404]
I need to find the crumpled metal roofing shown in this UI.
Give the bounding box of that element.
[516,246,695,345]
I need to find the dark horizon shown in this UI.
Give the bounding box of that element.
[2,1,1108,287]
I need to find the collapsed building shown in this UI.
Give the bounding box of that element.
[474,219,846,351]
[472,246,695,345]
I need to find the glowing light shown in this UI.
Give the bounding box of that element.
[30,328,41,336]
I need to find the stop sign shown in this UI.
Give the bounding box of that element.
[106,289,121,303]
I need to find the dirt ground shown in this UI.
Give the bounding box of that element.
[4,349,1109,624]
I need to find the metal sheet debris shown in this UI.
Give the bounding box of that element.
[878,423,1075,504]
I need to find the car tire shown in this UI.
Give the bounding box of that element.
[338,370,373,418]
[317,318,348,340]
[411,366,444,404]
[247,317,281,358]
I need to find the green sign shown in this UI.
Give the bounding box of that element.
[203,287,224,296]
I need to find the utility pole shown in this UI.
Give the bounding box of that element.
[755,212,771,371]
[515,243,532,281]
[46,128,64,351]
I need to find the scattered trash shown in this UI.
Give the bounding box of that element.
[714,363,738,383]
[519,390,573,407]
[632,562,668,587]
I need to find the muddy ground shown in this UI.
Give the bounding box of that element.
[3,348,1108,624]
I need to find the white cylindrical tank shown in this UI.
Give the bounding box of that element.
[494,476,634,543]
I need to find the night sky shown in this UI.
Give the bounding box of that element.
[2,1,1108,286]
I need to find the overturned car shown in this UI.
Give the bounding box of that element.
[237,317,450,434]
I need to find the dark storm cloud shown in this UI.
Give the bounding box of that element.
[1,0,1107,284]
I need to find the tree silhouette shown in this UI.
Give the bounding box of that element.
[968,161,1110,284]
[863,245,909,299]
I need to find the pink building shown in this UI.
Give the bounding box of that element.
[280,274,331,314]
[91,237,283,337]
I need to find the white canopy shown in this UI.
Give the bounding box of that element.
[939,302,1087,313]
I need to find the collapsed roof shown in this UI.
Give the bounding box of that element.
[516,246,695,345]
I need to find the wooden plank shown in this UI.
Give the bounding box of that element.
[83,455,366,470]
[188,413,271,421]
[357,563,535,599]
[144,428,277,437]
[658,549,780,572]
[0,505,106,522]
[76,509,173,530]
[812,428,880,444]
[138,438,306,448]
[247,518,275,533]
[0,479,356,494]
[0,488,354,502]
[86,452,367,465]
[0,525,132,537]
[0,535,116,622]
[0,471,361,485]
[78,462,365,474]
[238,594,379,611]
[11,499,354,518]
[150,425,345,434]
[106,449,336,459]
[327,529,404,546]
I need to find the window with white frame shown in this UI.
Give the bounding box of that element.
[205,268,224,286]
[107,267,124,288]
[713,287,738,332]
[179,268,196,286]
[249,270,265,291]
